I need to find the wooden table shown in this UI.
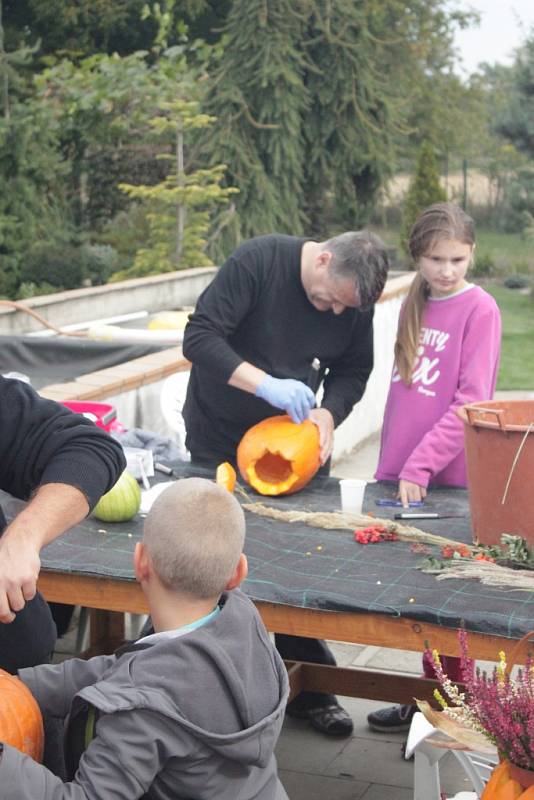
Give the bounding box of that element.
[36,565,531,707]
[32,469,534,706]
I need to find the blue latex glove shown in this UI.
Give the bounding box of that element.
[255,375,316,424]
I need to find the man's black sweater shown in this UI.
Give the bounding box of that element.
[183,234,374,463]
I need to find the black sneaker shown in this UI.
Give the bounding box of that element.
[367,704,416,733]
[287,703,354,737]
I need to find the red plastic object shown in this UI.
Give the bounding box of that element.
[62,401,120,432]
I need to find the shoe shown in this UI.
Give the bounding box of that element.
[287,703,354,737]
[367,704,416,733]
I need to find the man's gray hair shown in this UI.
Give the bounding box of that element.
[143,477,245,598]
[325,231,389,308]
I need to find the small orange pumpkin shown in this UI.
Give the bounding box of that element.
[216,461,237,493]
[236,414,320,496]
[0,669,44,761]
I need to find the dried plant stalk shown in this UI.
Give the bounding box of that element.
[429,559,534,591]
[241,501,461,548]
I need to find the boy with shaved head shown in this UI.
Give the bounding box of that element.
[0,478,289,800]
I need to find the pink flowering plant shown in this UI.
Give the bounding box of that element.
[423,628,534,769]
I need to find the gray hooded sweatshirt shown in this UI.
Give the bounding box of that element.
[0,589,289,800]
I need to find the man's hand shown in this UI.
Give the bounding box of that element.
[0,483,89,623]
[398,479,427,509]
[255,375,316,424]
[0,526,41,623]
[309,408,334,465]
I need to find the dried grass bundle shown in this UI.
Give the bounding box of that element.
[428,559,534,591]
[241,501,461,548]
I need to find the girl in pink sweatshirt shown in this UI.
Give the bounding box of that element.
[368,202,502,735]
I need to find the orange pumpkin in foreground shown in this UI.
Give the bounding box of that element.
[0,669,44,761]
[237,414,320,496]
[482,760,534,799]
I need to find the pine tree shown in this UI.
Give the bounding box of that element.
[118,97,237,276]
[401,140,447,256]
[202,0,309,260]
[302,0,398,237]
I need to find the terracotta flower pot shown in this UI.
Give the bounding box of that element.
[459,400,534,546]
[509,761,534,789]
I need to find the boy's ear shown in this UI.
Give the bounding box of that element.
[225,553,248,591]
[134,541,151,583]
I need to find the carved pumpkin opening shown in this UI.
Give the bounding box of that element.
[254,451,293,485]
[237,415,320,495]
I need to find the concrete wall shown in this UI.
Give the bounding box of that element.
[0,268,217,335]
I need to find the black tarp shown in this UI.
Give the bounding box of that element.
[2,463,531,644]
[0,335,167,390]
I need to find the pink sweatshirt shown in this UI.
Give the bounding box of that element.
[375,284,501,488]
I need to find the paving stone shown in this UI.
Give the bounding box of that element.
[362,646,422,674]
[279,770,368,800]
[326,640,366,666]
[275,718,351,773]
[359,783,413,799]
[324,736,415,787]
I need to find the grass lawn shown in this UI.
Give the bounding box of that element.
[484,283,534,390]
[475,230,534,275]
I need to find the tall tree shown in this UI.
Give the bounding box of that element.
[495,36,534,158]
[401,140,447,253]
[118,97,237,275]
[0,0,69,297]
[201,0,309,259]
[302,1,399,236]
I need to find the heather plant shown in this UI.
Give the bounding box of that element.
[426,628,534,770]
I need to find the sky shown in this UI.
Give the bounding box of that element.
[451,0,534,75]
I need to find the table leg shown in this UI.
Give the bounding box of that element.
[83,609,126,657]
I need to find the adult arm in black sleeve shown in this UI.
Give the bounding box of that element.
[0,377,125,623]
[183,252,262,383]
[183,248,280,396]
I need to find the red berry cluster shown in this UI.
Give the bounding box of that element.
[440,544,471,559]
[354,525,398,544]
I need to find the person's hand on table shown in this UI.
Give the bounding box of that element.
[255,375,315,424]
[0,483,90,623]
[0,523,41,623]
[309,407,334,465]
[398,479,427,508]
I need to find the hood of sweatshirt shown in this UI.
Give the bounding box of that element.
[78,589,288,769]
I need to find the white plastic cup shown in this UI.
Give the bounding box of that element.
[339,478,367,514]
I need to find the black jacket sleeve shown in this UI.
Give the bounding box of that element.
[0,377,125,509]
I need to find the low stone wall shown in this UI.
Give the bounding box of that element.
[0,268,216,335]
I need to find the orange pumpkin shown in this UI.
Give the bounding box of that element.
[216,462,237,493]
[236,414,320,496]
[0,669,44,761]
[482,761,534,800]
[483,761,512,798]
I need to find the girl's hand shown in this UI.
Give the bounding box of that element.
[398,479,427,508]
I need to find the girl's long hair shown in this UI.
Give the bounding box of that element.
[394,203,475,385]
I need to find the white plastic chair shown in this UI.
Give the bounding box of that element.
[405,712,498,800]
[159,371,190,459]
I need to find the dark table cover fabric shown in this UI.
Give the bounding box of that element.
[6,464,533,643]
